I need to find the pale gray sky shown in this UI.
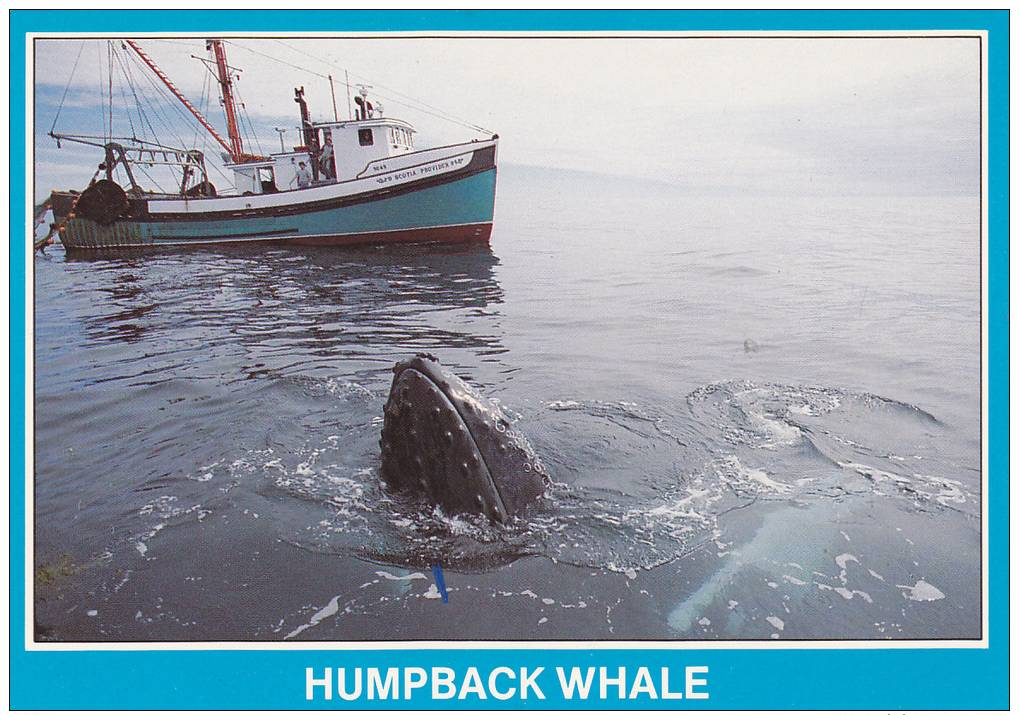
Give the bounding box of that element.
[34,35,980,200]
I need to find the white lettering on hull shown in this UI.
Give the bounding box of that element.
[372,155,468,185]
[146,141,492,216]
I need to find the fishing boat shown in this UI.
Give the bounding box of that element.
[38,40,498,252]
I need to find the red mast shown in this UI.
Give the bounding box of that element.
[207,39,246,161]
[125,40,234,159]
[125,39,264,164]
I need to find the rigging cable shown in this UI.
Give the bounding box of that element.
[97,42,108,142]
[225,40,494,136]
[107,41,115,140]
[49,40,86,134]
[184,44,214,156]
[275,39,493,134]
[231,79,264,157]
[112,50,138,141]
[118,46,164,147]
[191,65,235,186]
[132,161,167,194]
[116,45,156,144]
[124,48,202,154]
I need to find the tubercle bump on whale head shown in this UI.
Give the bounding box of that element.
[380,355,546,523]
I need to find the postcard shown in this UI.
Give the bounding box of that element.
[10,9,1010,711]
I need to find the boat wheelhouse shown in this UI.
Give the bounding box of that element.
[39,40,498,251]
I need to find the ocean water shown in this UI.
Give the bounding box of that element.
[32,166,981,641]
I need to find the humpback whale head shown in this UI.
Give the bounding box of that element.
[379,354,547,523]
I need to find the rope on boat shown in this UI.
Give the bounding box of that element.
[34,167,102,253]
[33,201,53,252]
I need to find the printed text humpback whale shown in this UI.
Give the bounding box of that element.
[379,354,547,523]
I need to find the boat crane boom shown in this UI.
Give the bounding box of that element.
[124,39,262,163]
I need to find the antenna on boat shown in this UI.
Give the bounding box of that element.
[274,127,287,152]
[345,70,352,120]
[328,75,339,122]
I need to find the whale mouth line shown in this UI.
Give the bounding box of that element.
[381,354,547,524]
[400,365,510,518]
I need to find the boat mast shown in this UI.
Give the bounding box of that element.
[207,39,246,161]
[124,40,235,161]
[328,74,339,122]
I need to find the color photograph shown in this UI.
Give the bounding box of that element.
[31,30,982,647]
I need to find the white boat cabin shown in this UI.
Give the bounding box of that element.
[225,118,416,195]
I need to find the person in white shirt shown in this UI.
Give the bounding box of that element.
[295,161,312,189]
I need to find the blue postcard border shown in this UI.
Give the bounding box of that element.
[9,9,1009,710]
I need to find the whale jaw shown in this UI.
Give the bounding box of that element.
[379,354,546,524]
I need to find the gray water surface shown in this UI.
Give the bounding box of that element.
[33,167,981,641]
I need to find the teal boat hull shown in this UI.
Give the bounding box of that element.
[59,161,497,251]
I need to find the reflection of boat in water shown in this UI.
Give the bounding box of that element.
[39,40,498,252]
[68,242,506,359]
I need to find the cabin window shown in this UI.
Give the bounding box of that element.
[358,128,374,146]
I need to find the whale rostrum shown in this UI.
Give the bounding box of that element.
[379,354,547,523]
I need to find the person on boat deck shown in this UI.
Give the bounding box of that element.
[295,161,312,189]
[319,136,336,180]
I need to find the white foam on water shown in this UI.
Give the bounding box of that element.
[916,474,967,506]
[897,579,945,602]
[838,462,972,509]
[835,553,858,570]
[817,583,873,603]
[374,570,427,581]
[840,461,910,485]
[766,615,784,631]
[284,595,341,640]
[323,378,376,400]
[715,455,792,494]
